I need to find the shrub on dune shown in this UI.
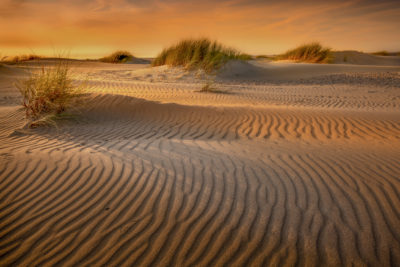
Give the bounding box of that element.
[152,38,252,72]
[100,51,134,63]
[17,60,83,127]
[277,42,332,63]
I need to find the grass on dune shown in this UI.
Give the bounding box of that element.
[100,51,134,63]
[277,42,332,63]
[371,51,400,56]
[4,54,42,63]
[152,38,252,72]
[256,55,275,60]
[17,59,84,127]
[371,51,389,56]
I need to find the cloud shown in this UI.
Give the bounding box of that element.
[0,0,399,57]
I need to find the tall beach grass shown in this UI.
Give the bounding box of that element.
[152,38,252,72]
[277,42,332,63]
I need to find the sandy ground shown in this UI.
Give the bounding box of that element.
[0,53,400,266]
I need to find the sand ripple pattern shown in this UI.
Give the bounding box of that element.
[56,94,400,143]
[80,78,400,111]
[1,93,400,266]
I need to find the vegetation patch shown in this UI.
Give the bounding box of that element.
[371,51,400,56]
[17,60,84,127]
[152,38,252,72]
[277,42,332,63]
[196,82,230,94]
[4,54,42,63]
[371,51,389,56]
[256,55,275,60]
[100,51,134,63]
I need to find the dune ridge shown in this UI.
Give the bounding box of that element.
[0,60,399,266]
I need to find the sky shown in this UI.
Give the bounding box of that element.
[0,0,399,58]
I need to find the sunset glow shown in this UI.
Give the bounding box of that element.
[1,0,399,58]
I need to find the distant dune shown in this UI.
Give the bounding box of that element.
[216,57,400,83]
[0,58,399,266]
[332,50,400,65]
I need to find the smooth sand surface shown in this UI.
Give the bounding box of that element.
[0,57,399,266]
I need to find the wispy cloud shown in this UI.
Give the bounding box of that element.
[0,0,399,57]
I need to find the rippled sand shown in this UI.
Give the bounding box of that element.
[0,58,399,266]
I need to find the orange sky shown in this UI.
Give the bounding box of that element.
[1,0,399,58]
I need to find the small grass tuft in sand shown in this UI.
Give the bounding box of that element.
[196,82,230,94]
[152,38,252,72]
[199,82,215,92]
[277,42,332,63]
[100,51,134,63]
[17,60,83,127]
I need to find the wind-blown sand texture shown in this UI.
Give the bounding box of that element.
[1,55,400,266]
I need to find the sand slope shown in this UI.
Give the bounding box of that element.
[0,60,399,266]
[332,51,400,66]
[218,59,400,83]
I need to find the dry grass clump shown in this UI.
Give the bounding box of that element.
[256,55,275,60]
[4,54,42,63]
[277,42,332,63]
[199,82,216,93]
[17,60,83,127]
[100,51,134,63]
[196,81,229,94]
[152,38,252,72]
[371,51,400,56]
[371,51,389,56]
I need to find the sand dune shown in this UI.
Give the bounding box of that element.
[0,60,399,266]
[332,50,400,66]
[218,59,400,83]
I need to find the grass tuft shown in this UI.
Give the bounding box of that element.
[256,55,275,60]
[371,51,400,56]
[4,54,42,63]
[152,38,252,72]
[100,51,134,63]
[277,42,332,63]
[371,51,389,56]
[16,60,83,127]
[196,81,230,94]
[199,82,215,93]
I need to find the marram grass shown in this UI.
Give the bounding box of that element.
[17,60,84,127]
[277,42,332,63]
[4,54,42,63]
[152,38,252,72]
[100,51,134,63]
[371,51,389,56]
